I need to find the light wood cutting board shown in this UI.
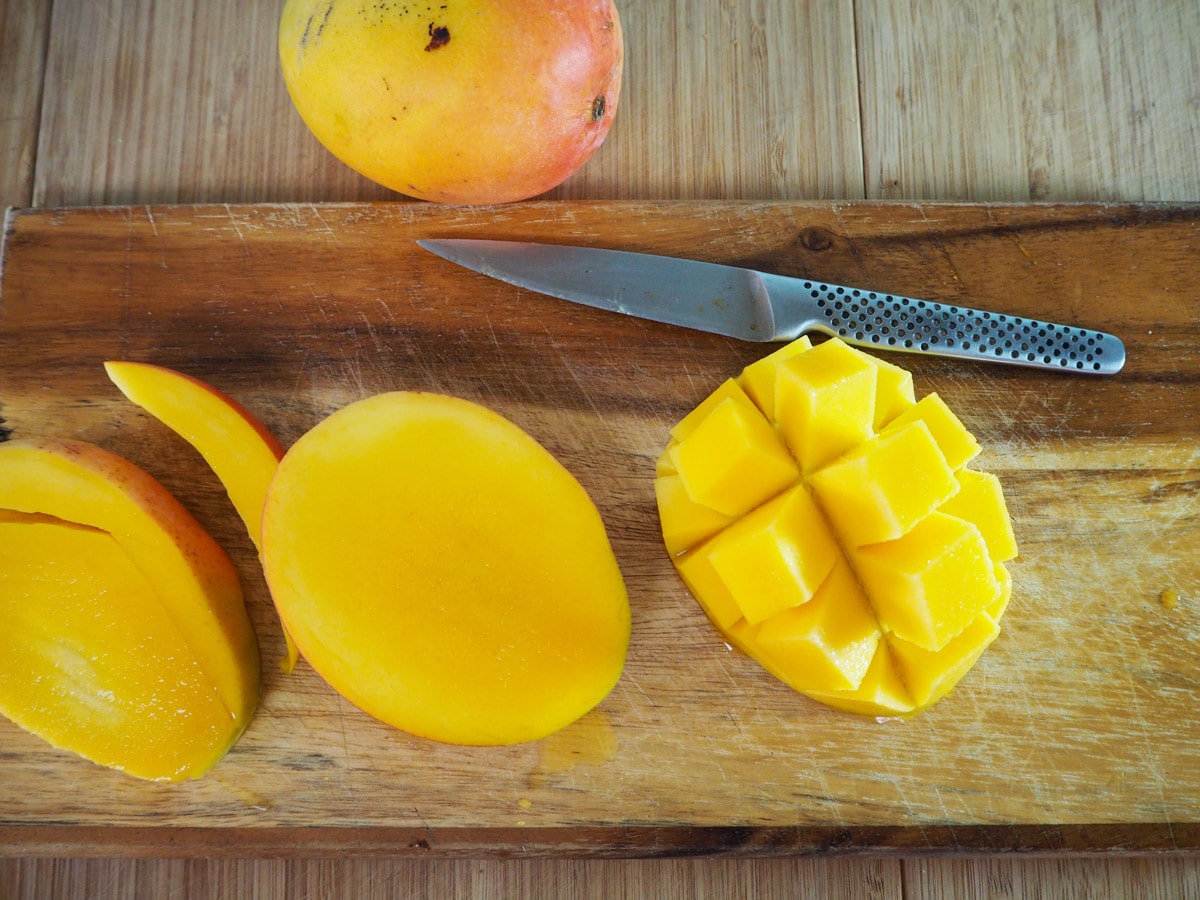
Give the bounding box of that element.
[0,201,1197,857]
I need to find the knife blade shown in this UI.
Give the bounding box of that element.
[418,239,1126,375]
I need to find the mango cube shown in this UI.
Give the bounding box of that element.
[654,337,1018,717]
[886,612,1001,708]
[669,378,753,442]
[852,512,997,651]
[862,353,917,429]
[704,484,838,625]
[939,469,1018,562]
[737,336,813,415]
[988,563,1013,621]
[667,394,799,517]
[808,420,959,547]
[654,473,734,557]
[775,339,877,472]
[676,548,744,633]
[886,392,980,470]
[750,562,881,693]
[803,644,915,717]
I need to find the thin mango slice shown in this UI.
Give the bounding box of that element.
[656,337,1018,716]
[105,361,300,673]
[0,440,260,780]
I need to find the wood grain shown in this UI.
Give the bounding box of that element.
[857,2,1200,201]
[0,0,51,210]
[32,0,384,207]
[29,1,1200,208]
[3,855,1199,898]
[30,0,863,207]
[0,857,907,899]
[1,201,1197,856]
[548,0,864,200]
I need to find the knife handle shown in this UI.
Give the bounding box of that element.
[776,278,1126,375]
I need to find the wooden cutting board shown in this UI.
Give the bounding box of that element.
[1,201,1197,857]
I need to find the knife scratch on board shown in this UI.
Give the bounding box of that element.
[916,204,966,289]
[557,351,604,422]
[985,205,1035,266]
[223,203,247,242]
[358,312,386,356]
[829,204,870,283]
[307,204,342,243]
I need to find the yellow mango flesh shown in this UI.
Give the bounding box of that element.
[104,362,285,551]
[745,562,881,693]
[0,440,260,780]
[667,393,799,518]
[655,338,1018,716]
[775,338,877,472]
[808,420,959,547]
[851,512,997,651]
[704,484,839,626]
[104,360,300,672]
[261,391,630,746]
[941,469,1020,562]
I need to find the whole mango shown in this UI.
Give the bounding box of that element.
[279,0,624,204]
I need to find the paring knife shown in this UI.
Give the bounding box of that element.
[418,239,1126,375]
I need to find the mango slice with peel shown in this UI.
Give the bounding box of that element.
[261,391,631,745]
[656,337,1017,717]
[0,440,260,780]
[104,361,300,672]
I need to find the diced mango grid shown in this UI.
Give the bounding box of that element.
[655,338,1018,716]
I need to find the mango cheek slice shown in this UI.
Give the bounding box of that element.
[656,338,1018,717]
[261,391,631,746]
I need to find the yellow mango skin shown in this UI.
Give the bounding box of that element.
[278,0,623,204]
[0,440,260,780]
[262,391,630,746]
[105,361,301,673]
[655,338,1018,717]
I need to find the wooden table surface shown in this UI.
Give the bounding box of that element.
[1,1,1198,897]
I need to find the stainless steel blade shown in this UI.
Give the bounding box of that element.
[419,239,1126,375]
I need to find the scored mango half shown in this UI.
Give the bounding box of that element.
[655,337,1018,716]
[261,391,632,746]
